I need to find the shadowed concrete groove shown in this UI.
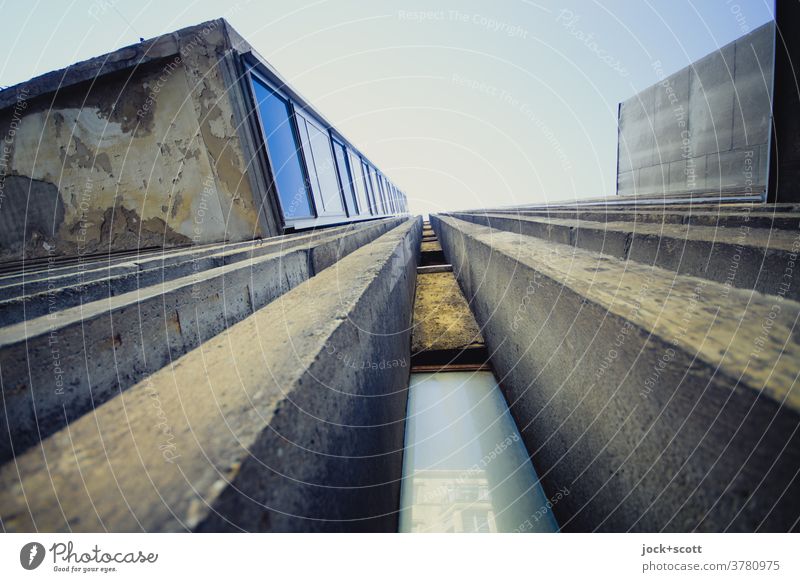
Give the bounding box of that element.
[411,221,487,371]
[401,221,557,532]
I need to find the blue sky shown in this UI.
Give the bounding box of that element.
[0,0,775,215]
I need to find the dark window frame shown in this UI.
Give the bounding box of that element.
[242,54,399,230]
[247,69,316,222]
[332,138,359,216]
[294,106,348,218]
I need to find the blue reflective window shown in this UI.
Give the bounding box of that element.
[332,140,359,216]
[362,160,377,214]
[380,175,390,213]
[349,151,370,214]
[367,165,383,214]
[380,174,389,214]
[376,174,386,214]
[387,179,396,214]
[250,77,313,220]
[296,111,345,216]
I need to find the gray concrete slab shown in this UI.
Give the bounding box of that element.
[0,221,401,325]
[480,207,800,230]
[618,85,656,174]
[688,42,737,157]
[0,217,422,532]
[431,214,800,532]
[448,211,800,300]
[0,219,403,462]
[636,164,669,196]
[705,148,761,193]
[616,22,774,197]
[653,67,690,165]
[0,221,377,299]
[732,23,775,150]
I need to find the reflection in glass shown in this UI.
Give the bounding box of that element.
[399,372,558,533]
[361,160,377,214]
[389,180,396,213]
[389,181,397,213]
[367,165,383,215]
[332,140,359,216]
[349,151,371,215]
[296,112,346,216]
[377,174,388,214]
[250,78,313,219]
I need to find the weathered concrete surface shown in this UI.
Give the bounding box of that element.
[617,22,773,196]
[0,223,362,300]
[484,208,800,231]
[0,217,421,532]
[411,272,484,354]
[0,218,403,462]
[0,20,266,262]
[0,220,400,324]
[449,212,800,300]
[432,214,800,532]
[420,240,442,253]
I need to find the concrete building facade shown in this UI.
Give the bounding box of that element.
[0,20,407,263]
[616,22,774,198]
[0,17,798,534]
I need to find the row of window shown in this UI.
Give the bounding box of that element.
[249,70,407,228]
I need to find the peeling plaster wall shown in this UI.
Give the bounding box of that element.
[178,24,264,242]
[0,23,263,261]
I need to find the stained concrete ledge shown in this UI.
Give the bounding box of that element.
[0,217,422,532]
[431,214,800,532]
[449,211,800,300]
[411,272,484,354]
[0,218,404,462]
[484,208,800,231]
[0,222,364,302]
[0,221,399,324]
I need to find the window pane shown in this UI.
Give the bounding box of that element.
[295,116,319,203]
[362,160,377,214]
[251,78,313,220]
[377,175,386,213]
[296,111,345,216]
[368,166,383,214]
[349,151,370,214]
[333,141,358,216]
[378,174,392,214]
